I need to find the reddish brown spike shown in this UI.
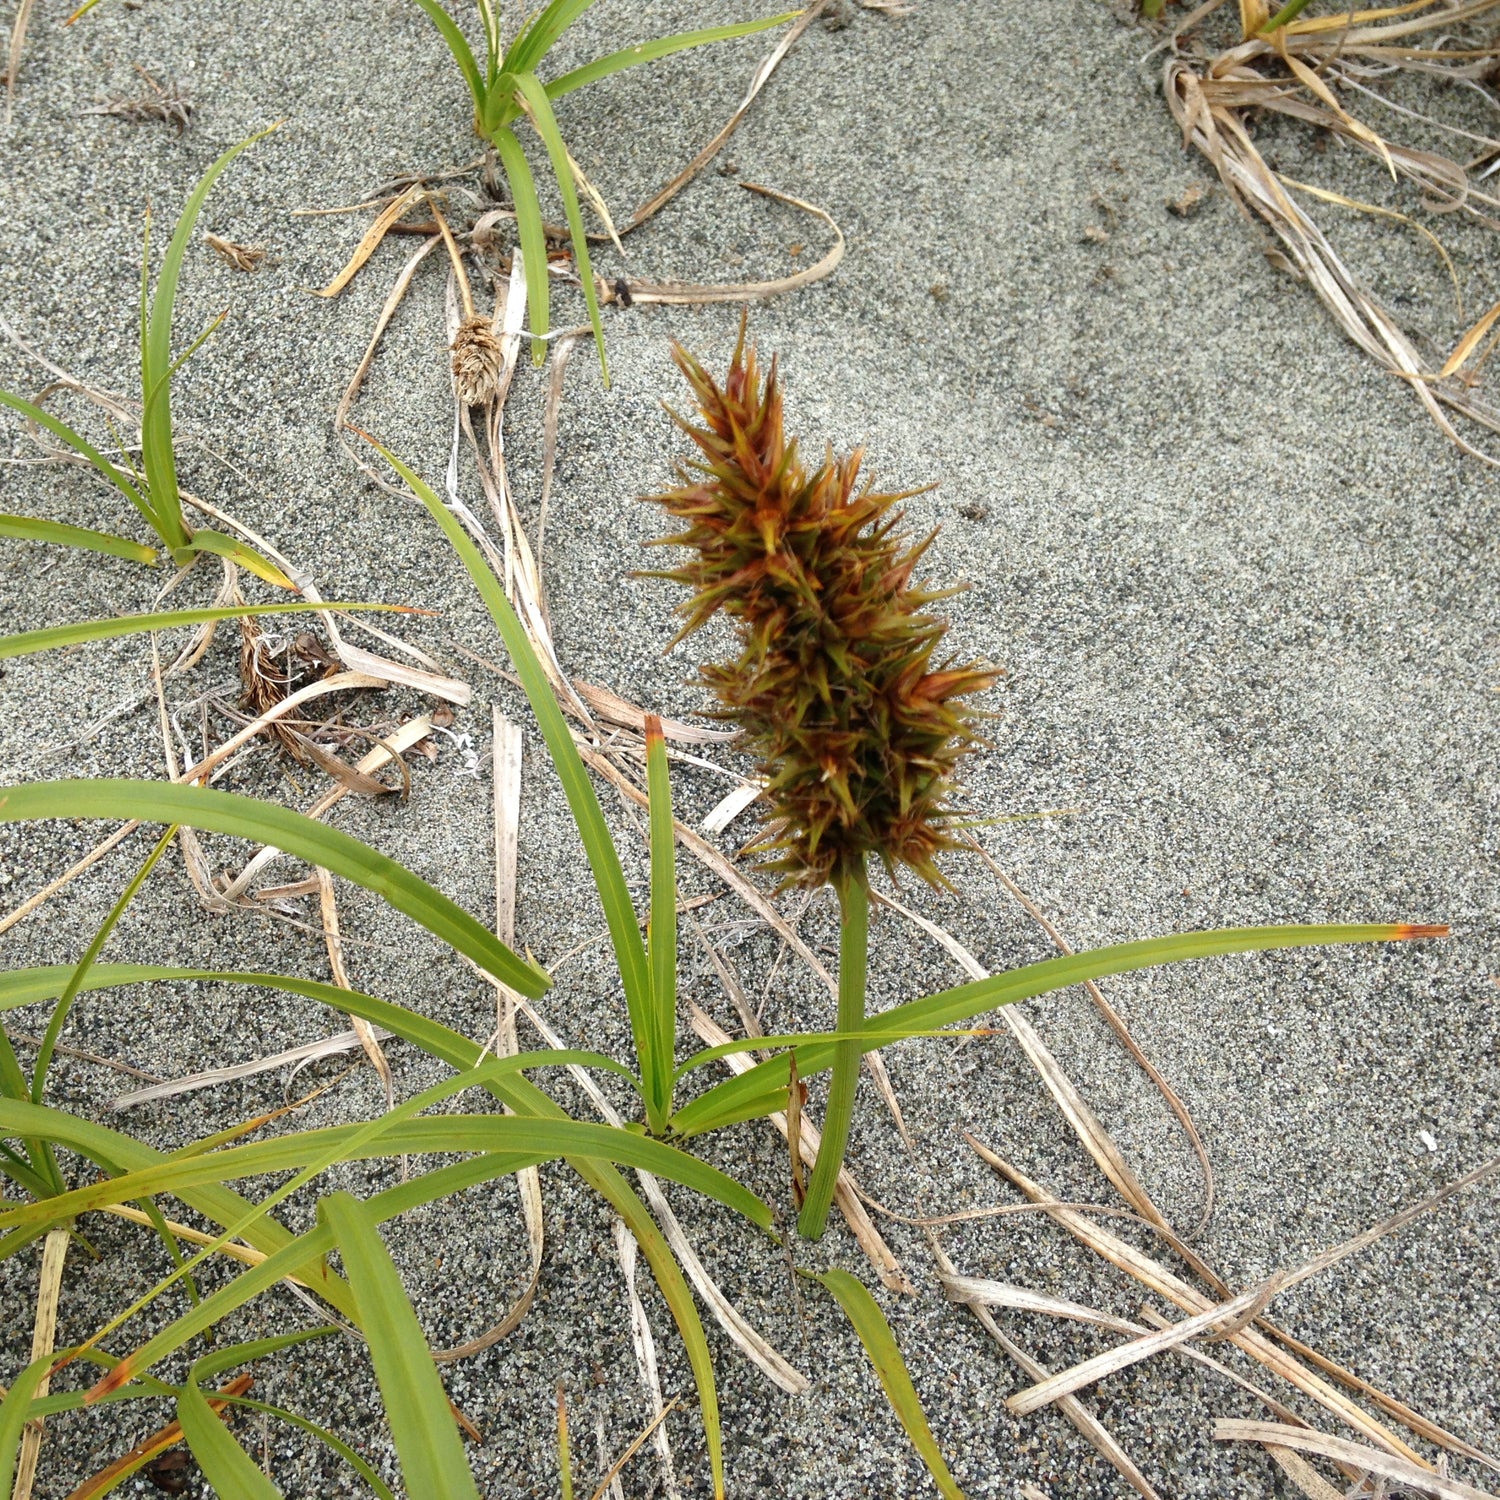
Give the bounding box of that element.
[640,324,999,889]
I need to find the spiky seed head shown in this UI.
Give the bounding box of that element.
[451,315,505,406]
[642,323,1000,889]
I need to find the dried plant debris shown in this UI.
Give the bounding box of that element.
[450,313,505,407]
[1157,0,1500,460]
[87,66,193,133]
[204,233,267,272]
[1166,182,1208,218]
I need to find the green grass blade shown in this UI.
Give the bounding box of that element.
[491,1072,728,1500]
[26,824,175,1195]
[320,1191,482,1499]
[1263,0,1317,29]
[141,126,278,546]
[0,601,407,660]
[545,13,799,100]
[357,440,656,1076]
[0,962,730,1492]
[0,780,546,998]
[70,1158,530,1402]
[0,389,154,526]
[797,867,868,1241]
[510,70,608,382]
[815,1269,966,1500]
[408,0,485,109]
[0,1101,769,1236]
[670,922,1446,1137]
[490,126,552,364]
[0,1356,54,1495]
[178,1378,284,1499]
[644,716,676,1133]
[218,1394,396,1500]
[169,529,296,589]
[503,0,596,75]
[32,825,174,1103]
[0,1091,354,1318]
[0,514,157,566]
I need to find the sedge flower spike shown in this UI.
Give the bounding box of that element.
[642,323,1000,890]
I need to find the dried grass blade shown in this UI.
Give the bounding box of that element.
[701,782,761,835]
[966,1140,1434,1465]
[3,0,37,124]
[612,1220,682,1500]
[316,868,395,1106]
[1213,1421,1499,1500]
[950,1276,1313,1432]
[604,186,843,307]
[875,889,1170,1230]
[1254,1320,1500,1470]
[1006,1278,1280,1414]
[333,233,445,427]
[927,1237,1161,1500]
[1442,294,1500,377]
[0,822,143,938]
[586,1397,683,1500]
[1278,174,1462,317]
[433,711,544,1363]
[63,1375,255,1500]
[217,715,434,903]
[106,1024,394,1109]
[11,1227,68,1500]
[573,680,736,744]
[538,329,580,561]
[625,1,831,231]
[967,843,1215,1233]
[313,186,426,298]
[1263,1444,1346,1500]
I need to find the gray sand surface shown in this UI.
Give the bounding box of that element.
[1,0,1497,1496]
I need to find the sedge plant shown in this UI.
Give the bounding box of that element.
[407,0,796,380]
[0,128,292,590]
[0,420,1447,1494]
[641,321,1000,1238]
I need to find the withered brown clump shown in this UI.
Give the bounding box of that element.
[642,323,999,889]
[450,315,505,406]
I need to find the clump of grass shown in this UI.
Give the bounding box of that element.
[643,322,997,1238]
[408,0,796,379]
[0,129,291,589]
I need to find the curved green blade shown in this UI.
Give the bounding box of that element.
[0,388,153,525]
[408,0,484,108]
[0,600,406,659]
[358,441,655,1082]
[510,70,608,382]
[141,127,278,545]
[171,529,296,590]
[670,922,1447,1137]
[0,781,546,998]
[545,14,800,101]
[0,514,156,566]
[178,1378,284,1499]
[645,717,677,1132]
[490,126,551,364]
[320,1191,482,1499]
[816,1269,966,1500]
[0,1100,771,1237]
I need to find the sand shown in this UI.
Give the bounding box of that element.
[0,0,1497,1495]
